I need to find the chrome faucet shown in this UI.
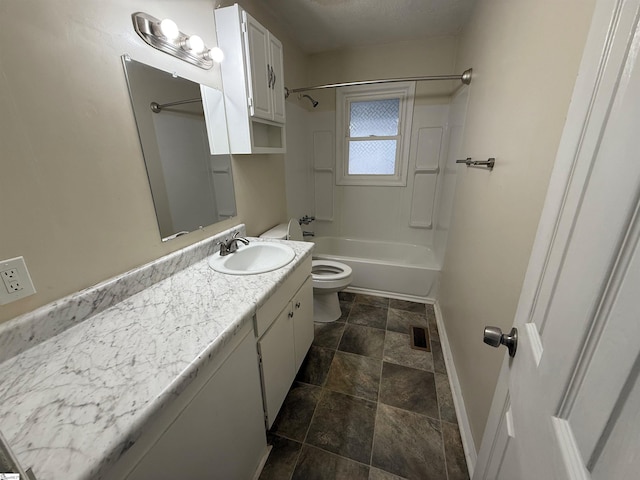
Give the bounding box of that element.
[218,232,250,256]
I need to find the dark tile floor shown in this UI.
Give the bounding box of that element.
[259,293,469,480]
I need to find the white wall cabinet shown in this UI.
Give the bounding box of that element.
[255,258,313,428]
[244,15,286,124]
[106,323,268,480]
[215,4,286,154]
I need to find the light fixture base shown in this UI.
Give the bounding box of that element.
[132,12,213,70]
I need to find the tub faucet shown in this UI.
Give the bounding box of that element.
[303,230,315,237]
[218,232,250,256]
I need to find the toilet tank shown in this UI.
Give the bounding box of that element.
[259,219,303,241]
[259,223,288,240]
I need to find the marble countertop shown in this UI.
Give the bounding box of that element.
[0,227,313,480]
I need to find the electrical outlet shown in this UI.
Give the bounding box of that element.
[1,268,18,281]
[7,281,24,292]
[0,257,36,305]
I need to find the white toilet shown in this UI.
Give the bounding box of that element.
[260,219,353,323]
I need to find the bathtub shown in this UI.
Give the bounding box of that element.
[312,237,440,302]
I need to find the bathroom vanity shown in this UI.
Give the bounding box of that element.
[0,226,313,480]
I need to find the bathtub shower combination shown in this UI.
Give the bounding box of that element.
[259,221,439,318]
[312,236,439,302]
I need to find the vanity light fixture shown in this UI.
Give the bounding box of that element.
[132,12,224,70]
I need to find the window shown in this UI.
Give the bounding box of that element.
[336,82,415,186]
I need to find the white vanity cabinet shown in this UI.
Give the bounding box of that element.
[215,4,286,154]
[255,257,313,428]
[106,322,268,480]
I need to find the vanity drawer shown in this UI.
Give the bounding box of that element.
[255,255,311,337]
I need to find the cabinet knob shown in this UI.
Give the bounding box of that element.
[288,311,294,318]
[295,302,301,309]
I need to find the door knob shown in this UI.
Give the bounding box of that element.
[483,326,518,358]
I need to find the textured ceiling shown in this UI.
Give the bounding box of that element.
[260,0,477,53]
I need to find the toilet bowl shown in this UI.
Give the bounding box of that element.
[311,259,352,322]
[259,219,353,323]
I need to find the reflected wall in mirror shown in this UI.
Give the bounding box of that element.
[122,56,237,241]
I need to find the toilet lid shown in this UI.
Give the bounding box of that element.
[287,218,304,241]
[312,260,353,280]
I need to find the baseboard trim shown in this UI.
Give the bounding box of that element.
[434,301,478,477]
[252,445,272,480]
[343,286,434,304]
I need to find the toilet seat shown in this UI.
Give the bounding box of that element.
[312,260,352,291]
[312,260,352,280]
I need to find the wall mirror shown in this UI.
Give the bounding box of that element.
[122,56,237,241]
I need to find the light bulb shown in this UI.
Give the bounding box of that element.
[159,18,179,41]
[185,34,205,54]
[206,47,225,63]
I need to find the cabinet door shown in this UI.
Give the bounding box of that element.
[293,277,314,372]
[258,305,296,428]
[243,12,272,121]
[269,34,286,124]
[126,331,267,480]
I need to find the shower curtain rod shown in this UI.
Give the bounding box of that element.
[284,68,472,97]
[150,97,201,113]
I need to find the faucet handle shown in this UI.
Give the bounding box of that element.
[217,240,229,256]
[299,215,316,225]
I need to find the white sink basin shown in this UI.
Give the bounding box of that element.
[208,242,295,275]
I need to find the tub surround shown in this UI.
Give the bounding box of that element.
[0,225,314,480]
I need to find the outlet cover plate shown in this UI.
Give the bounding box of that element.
[0,256,36,305]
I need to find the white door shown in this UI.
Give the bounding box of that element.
[475,0,640,478]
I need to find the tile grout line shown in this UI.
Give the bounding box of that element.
[297,299,357,476]
[285,299,351,480]
[288,375,325,479]
[297,442,374,471]
[291,301,351,478]
[368,305,389,471]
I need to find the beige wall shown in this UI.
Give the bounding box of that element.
[439,0,596,448]
[0,0,305,324]
[307,36,459,110]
